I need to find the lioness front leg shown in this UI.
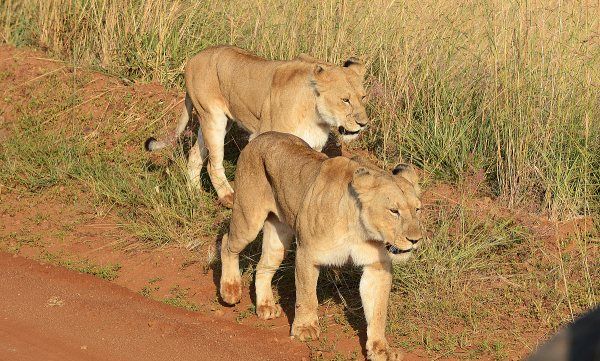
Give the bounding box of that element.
[291,249,320,341]
[361,262,403,361]
[219,234,243,305]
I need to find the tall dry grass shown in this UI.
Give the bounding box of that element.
[1,0,598,217]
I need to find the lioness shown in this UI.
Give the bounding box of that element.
[145,46,368,207]
[220,132,423,361]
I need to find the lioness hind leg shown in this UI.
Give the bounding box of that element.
[219,233,243,305]
[199,108,235,208]
[187,127,208,189]
[255,215,293,320]
[291,248,321,341]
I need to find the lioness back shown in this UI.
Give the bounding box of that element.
[233,132,328,223]
[185,46,282,133]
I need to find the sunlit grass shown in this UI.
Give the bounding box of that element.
[0,1,598,359]
[2,0,598,218]
[0,74,228,248]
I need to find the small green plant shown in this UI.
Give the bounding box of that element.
[140,277,162,297]
[38,251,121,281]
[162,285,199,312]
[235,304,256,323]
[3,233,41,254]
[140,285,160,297]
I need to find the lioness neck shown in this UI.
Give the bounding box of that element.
[294,120,330,151]
[267,62,332,151]
[296,157,366,238]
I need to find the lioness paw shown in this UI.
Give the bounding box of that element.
[257,303,282,320]
[367,340,404,361]
[220,280,242,305]
[291,321,320,341]
[218,193,234,208]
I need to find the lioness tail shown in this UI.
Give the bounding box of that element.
[145,93,193,152]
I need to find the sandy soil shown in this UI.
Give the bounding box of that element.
[0,252,308,361]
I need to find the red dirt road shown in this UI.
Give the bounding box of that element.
[0,252,308,361]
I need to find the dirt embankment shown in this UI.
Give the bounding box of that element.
[1,44,595,361]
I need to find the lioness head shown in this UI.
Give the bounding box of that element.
[308,58,368,142]
[351,163,423,262]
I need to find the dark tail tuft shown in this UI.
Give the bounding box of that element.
[144,137,157,152]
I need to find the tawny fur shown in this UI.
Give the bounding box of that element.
[220,132,423,361]
[146,46,368,207]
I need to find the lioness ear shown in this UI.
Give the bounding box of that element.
[314,64,326,75]
[311,64,330,96]
[352,167,376,191]
[392,163,419,185]
[343,57,366,78]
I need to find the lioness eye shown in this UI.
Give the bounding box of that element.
[389,209,400,216]
[342,98,350,103]
[361,95,367,101]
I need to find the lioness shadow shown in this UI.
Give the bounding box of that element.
[208,233,369,358]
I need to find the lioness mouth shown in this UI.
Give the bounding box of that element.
[338,126,361,136]
[385,243,411,255]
